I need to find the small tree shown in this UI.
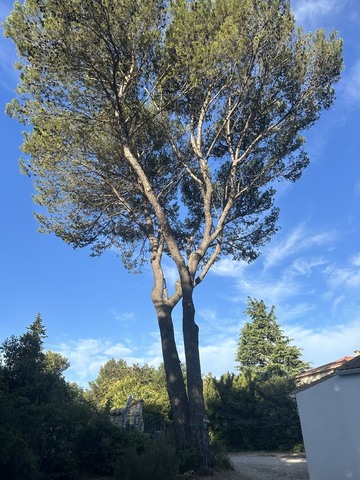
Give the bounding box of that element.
[5,0,342,460]
[236,298,310,376]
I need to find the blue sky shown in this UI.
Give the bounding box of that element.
[1,0,360,387]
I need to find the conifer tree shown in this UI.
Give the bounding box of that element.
[236,298,310,376]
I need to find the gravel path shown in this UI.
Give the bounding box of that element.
[230,453,310,480]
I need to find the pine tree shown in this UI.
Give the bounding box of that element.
[4,0,341,457]
[1,313,47,394]
[236,298,310,376]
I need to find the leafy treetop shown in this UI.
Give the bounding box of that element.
[4,0,343,282]
[86,359,169,417]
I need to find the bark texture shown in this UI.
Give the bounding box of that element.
[156,301,190,446]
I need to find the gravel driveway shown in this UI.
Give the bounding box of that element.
[230,453,310,480]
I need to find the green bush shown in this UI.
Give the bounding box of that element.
[208,439,233,470]
[204,372,303,451]
[292,443,305,453]
[176,445,200,474]
[0,428,39,480]
[115,436,179,480]
[75,413,148,476]
[0,318,152,480]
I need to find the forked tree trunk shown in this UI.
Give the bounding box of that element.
[148,221,209,463]
[154,301,191,447]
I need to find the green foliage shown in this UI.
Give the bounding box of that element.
[0,446,38,479]
[4,0,342,269]
[253,375,301,451]
[0,315,74,479]
[0,317,152,479]
[176,445,201,474]
[203,371,303,451]
[205,299,309,451]
[74,413,148,476]
[208,439,233,471]
[114,436,179,480]
[204,373,257,450]
[44,350,70,375]
[86,359,170,418]
[236,298,310,376]
[1,313,46,396]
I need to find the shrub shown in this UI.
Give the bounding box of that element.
[74,410,148,476]
[209,439,233,470]
[114,436,179,480]
[0,429,39,480]
[176,446,200,474]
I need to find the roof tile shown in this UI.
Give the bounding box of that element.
[336,355,360,372]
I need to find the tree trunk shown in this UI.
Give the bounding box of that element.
[182,280,210,470]
[154,300,191,447]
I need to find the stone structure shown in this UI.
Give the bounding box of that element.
[109,396,144,432]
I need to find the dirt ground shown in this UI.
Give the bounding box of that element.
[82,452,310,480]
[196,453,309,480]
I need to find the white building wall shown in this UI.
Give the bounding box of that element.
[296,374,360,480]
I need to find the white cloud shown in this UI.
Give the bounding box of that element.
[51,337,163,387]
[211,258,248,277]
[0,39,19,92]
[330,294,346,314]
[201,222,360,375]
[199,313,360,377]
[162,261,179,289]
[109,308,134,324]
[197,309,242,348]
[290,257,328,276]
[49,310,360,389]
[0,5,20,93]
[264,224,335,269]
[286,317,360,368]
[53,338,131,383]
[354,179,360,196]
[103,343,132,357]
[200,313,360,376]
[200,339,238,377]
[277,302,318,324]
[234,271,301,308]
[209,224,336,308]
[325,260,360,290]
[292,0,344,23]
[329,267,360,289]
[351,253,360,267]
[198,308,217,323]
[264,225,303,268]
